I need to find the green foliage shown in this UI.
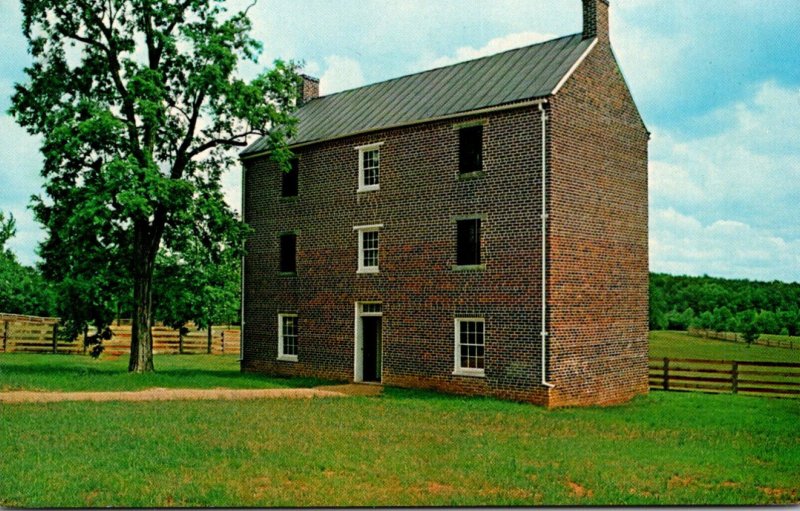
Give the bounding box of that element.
[0,211,15,249]
[0,211,57,316]
[153,188,250,329]
[650,273,800,336]
[9,0,301,368]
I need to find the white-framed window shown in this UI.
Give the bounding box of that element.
[356,142,384,192]
[353,224,383,273]
[453,318,485,377]
[277,313,298,362]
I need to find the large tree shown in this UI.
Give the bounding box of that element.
[10,0,300,371]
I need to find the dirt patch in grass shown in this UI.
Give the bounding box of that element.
[0,387,348,403]
[567,481,594,498]
[314,383,384,396]
[759,486,799,503]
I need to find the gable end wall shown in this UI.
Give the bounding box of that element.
[547,41,650,407]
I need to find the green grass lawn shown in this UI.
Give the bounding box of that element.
[649,331,800,363]
[1,343,799,506]
[0,354,329,392]
[1,389,797,507]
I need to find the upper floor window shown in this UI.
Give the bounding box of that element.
[456,218,481,266]
[354,224,383,273]
[459,125,483,174]
[277,313,298,362]
[356,142,384,192]
[281,158,299,197]
[279,233,297,274]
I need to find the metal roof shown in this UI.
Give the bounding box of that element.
[242,33,593,156]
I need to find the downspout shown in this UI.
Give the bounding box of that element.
[538,102,554,388]
[239,164,245,363]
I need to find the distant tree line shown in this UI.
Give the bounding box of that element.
[0,212,56,317]
[650,272,800,337]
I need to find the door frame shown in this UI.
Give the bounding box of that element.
[354,301,383,383]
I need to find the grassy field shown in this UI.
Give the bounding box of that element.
[1,387,798,506]
[0,354,327,392]
[1,341,799,506]
[649,331,800,363]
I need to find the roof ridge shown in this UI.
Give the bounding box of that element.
[311,32,582,102]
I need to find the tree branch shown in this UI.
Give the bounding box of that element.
[74,0,146,167]
[170,90,207,180]
[187,132,259,159]
[154,0,195,65]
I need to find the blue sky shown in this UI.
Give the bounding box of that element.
[1,0,799,282]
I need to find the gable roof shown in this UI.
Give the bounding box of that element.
[241,33,594,156]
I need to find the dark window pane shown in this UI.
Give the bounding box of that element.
[457,219,481,265]
[282,158,299,197]
[459,125,483,174]
[280,234,296,273]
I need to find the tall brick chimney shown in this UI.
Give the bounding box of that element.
[582,0,610,42]
[300,74,320,105]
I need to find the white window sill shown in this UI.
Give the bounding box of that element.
[357,185,380,193]
[453,368,486,378]
[357,267,380,274]
[277,355,298,362]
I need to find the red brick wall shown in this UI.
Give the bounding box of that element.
[243,108,550,404]
[547,39,650,407]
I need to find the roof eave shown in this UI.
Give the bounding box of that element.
[240,96,551,161]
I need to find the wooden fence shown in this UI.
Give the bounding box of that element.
[687,328,800,350]
[1,314,239,356]
[649,357,800,399]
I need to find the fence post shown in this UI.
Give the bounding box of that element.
[663,357,670,391]
[221,331,225,354]
[2,320,8,352]
[52,323,59,354]
[178,328,184,355]
[83,325,88,355]
[207,325,212,354]
[731,361,739,394]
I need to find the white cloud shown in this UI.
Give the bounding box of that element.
[317,55,365,95]
[220,167,242,216]
[649,81,800,229]
[651,208,800,283]
[610,11,692,104]
[415,31,556,71]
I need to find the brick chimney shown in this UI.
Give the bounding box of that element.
[582,0,610,42]
[300,74,320,105]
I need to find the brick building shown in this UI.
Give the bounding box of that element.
[239,0,649,407]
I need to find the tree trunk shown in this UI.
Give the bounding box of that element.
[128,223,158,373]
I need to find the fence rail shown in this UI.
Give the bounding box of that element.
[649,357,800,399]
[1,315,239,356]
[687,328,800,350]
